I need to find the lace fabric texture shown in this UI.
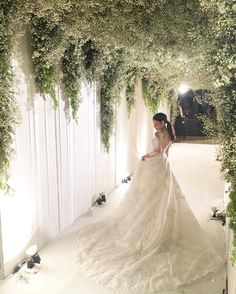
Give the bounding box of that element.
[76,135,223,293]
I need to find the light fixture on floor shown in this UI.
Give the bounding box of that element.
[99,192,106,203]
[25,245,41,269]
[121,175,131,184]
[210,207,226,226]
[12,245,41,274]
[94,192,106,206]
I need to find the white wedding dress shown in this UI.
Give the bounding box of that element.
[76,132,222,293]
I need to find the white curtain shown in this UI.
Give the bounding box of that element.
[115,80,154,185]
[0,35,116,276]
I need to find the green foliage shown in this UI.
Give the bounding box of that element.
[142,76,177,115]
[125,68,139,117]
[16,0,211,150]
[232,238,236,267]
[227,185,236,266]
[30,14,64,107]
[0,1,19,193]
[126,84,136,118]
[199,113,218,140]
[100,49,126,151]
[227,187,236,232]
[80,40,100,82]
[206,1,236,183]
[142,78,161,113]
[61,40,81,119]
[200,0,236,263]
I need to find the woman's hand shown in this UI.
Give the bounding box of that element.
[141,154,149,161]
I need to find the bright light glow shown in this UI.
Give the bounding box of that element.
[124,171,130,178]
[116,141,128,184]
[0,191,36,261]
[137,129,148,158]
[136,113,150,159]
[0,56,37,270]
[178,84,189,94]
[25,245,38,256]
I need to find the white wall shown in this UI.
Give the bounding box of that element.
[0,33,116,276]
[115,83,153,185]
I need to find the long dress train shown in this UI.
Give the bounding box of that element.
[75,134,223,293]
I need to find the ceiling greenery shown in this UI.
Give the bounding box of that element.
[20,0,216,150]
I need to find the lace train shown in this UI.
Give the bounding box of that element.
[75,154,223,292]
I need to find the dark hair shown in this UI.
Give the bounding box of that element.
[153,112,175,141]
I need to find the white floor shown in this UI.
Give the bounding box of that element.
[0,143,227,294]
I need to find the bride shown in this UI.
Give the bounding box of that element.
[76,112,222,293]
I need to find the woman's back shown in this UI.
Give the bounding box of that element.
[153,128,172,156]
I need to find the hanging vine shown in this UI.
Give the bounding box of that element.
[0,0,19,193]
[142,78,162,113]
[20,0,208,151]
[61,40,82,120]
[100,49,126,151]
[80,39,100,82]
[30,14,63,107]
[125,68,139,117]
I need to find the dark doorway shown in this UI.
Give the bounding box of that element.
[174,89,214,140]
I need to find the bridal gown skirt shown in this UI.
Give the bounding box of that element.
[76,154,223,293]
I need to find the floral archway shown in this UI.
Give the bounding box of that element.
[0,0,235,259]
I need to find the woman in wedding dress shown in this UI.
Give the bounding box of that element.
[76,112,222,293]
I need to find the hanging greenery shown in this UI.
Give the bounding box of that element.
[126,84,136,117]
[100,49,126,151]
[0,1,20,193]
[142,75,178,114]
[142,78,162,113]
[227,185,236,266]
[125,68,139,117]
[227,187,236,233]
[30,14,64,107]
[19,0,209,151]
[80,39,100,82]
[61,40,82,120]
[200,113,219,141]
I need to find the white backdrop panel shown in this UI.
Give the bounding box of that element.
[115,80,153,185]
[0,52,115,277]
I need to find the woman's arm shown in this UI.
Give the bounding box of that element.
[141,132,171,160]
[141,146,161,160]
